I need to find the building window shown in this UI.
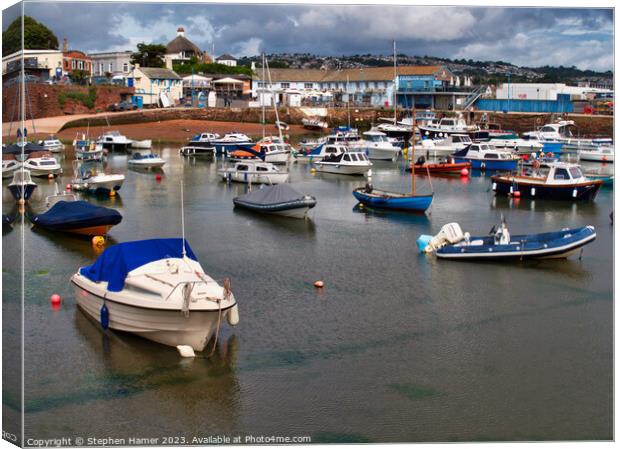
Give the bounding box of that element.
[304,83,313,89]
[280,82,290,89]
[109,62,113,73]
[71,60,76,69]
[123,63,129,72]
[99,63,104,75]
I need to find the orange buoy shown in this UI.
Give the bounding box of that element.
[50,294,61,305]
[513,191,521,198]
[109,190,116,197]
[92,236,105,247]
[314,280,324,288]
[460,168,469,176]
[48,173,54,179]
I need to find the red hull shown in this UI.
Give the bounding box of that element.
[410,162,471,174]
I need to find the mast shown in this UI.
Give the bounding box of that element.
[393,39,397,124]
[411,105,416,194]
[346,74,351,128]
[180,181,187,257]
[265,57,284,143]
[261,53,265,140]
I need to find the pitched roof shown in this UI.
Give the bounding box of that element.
[166,35,203,55]
[138,67,182,80]
[254,65,453,83]
[216,54,237,61]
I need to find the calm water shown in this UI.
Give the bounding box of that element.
[2,140,613,443]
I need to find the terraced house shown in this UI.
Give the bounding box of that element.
[252,65,478,110]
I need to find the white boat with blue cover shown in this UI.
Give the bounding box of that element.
[452,143,519,171]
[233,184,317,218]
[71,238,239,351]
[418,221,596,260]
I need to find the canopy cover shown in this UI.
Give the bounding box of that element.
[32,200,122,229]
[235,184,305,206]
[79,238,197,292]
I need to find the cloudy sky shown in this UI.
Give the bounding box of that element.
[3,1,614,71]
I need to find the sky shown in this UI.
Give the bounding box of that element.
[2,1,614,71]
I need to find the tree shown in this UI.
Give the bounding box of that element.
[130,43,167,68]
[2,15,59,56]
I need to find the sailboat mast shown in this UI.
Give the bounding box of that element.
[181,181,187,258]
[393,39,397,124]
[261,53,265,140]
[265,57,284,143]
[411,105,416,194]
[347,75,351,128]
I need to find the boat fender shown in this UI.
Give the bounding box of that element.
[531,187,536,196]
[572,189,578,198]
[416,235,433,253]
[492,182,497,191]
[100,303,109,330]
[481,162,486,170]
[227,304,239,326]
[177,345,196,358]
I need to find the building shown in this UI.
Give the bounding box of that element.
[89,51,133,80]
[128,65,182,107]
[496,82,613,101]
[62,50,92,77]
[215,54,237,67]
[252,65,476,109]
[164,27,206,69]
[2,49,64,82]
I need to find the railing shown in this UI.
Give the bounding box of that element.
[461,85,487,110]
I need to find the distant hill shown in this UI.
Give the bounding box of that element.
[237,53,613,86]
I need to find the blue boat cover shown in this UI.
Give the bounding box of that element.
[3,142,46,155]
[79,238,197,292]
[32,201,122,228]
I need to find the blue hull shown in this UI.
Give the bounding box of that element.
[541,142,564,154]
[353,188,433,212]
[452,157,517,171]
[8,184,37,201]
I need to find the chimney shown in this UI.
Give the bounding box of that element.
[177,26,185,37]
[62,38,68,53]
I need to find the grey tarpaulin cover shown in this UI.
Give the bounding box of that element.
[236,184,306,205]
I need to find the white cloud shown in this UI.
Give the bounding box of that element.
[235,37,263,57]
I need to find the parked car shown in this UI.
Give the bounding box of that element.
[107,101,138,112]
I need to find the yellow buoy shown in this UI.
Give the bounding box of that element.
[311,168,316,173]
[109,190,116,197]
[314,280,324,288]
[92,236,105,247]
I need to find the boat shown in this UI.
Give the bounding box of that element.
[218,160,289,184]
[451,143,519,171]
[71,160,125,195]
[180,132,218,156]
[313,150,372,175]
[302,117,328,130]
[418,116,480,139]
[38,135,64,153]
[97,130,133,151]
[352,105,433,213]
[22,151,63,177]
[374,119,414,142]
[417,221,596,260]
[293,143,345,163]
[490,161,603,201]
[127,151,166,168]
[2,213,14,230]
[275,121,289,131]
[229,140,291,165]
[489,137,544,154]
[418,134,473,157]
[578,145,614,163]
[585,173,613,187]
[413,110,436,127]
[28,190,122,236]
[213,133,253,155]
[233,184,317,218]
[71,238,239,352]
[407,157,471,175]
[359,131,401,161]
[2,154,21,179]
[130,139,152,149]
[73,136,105,161]
[522,120,612,152]
[477,122,518,140]
[8,169,37,202]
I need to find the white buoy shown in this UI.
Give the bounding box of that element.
[227,304,240,326]
[176,345,196,358]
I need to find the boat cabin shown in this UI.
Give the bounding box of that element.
[322,151,369,164]
[362,131,391,143]
[233,161,279,173]
[192,132,220,142]
[458,143,515,159]
[537,163,587,185]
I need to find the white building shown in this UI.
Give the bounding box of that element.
[496,83,613,101]
[215,54,237,67]
[128,65,183,106]
[2,49,64,79]
[89,51,132,79]
[164,27,206,69]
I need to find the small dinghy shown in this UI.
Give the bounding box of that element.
[417,220,596,260]
[233,184,317,219]
[8,169,37,201]
[29,190,122,236]
[127,151,166,168]
[407,156,470,174]
[71,238,239,351]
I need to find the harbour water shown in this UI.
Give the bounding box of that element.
[2,141,613,442]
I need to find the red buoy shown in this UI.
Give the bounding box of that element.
[460,168,469,176]
[155,174,162,181]
[513,191,521,198]
[50,294,61,305]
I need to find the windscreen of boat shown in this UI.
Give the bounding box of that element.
[569,167,583,179]
[40,160,58,166]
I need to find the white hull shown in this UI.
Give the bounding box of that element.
[490,139,543,154]
[76,149,105,160]
[271,206,313,219]
[2,163,21,179]
[264,152,290,164]
[22,161,63,177]
[313,163,370,175]
[73,174,125,193]
[578,151,614,163]
[364,146,401,161]
[128,159,166,168]
[219,170,289,184]
[131,140,152,149]
[74,284,232,351]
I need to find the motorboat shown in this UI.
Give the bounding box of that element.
[451,143,519,171]
[477,122,518,140]
[8,169,37,201]
[2,154,21,179]
[413,110,436,127]
[71,160,125,195]
[275,121,289,131]
[407,157,471,175]
[417,116,479,139]
[293,143,345,163]
[491,162,603,201]
[417,221,596,260]
[359,131,401,161]
[302,117,328,130]
[218,160,289,184]
[418,134,473,157]
[519,134,564,155]
[313,150,373,175]
[228,140,291,164]
[373,119,413,143]
[38,136,64,153]
[97,130,133,151]
[71,238,239,352]
[214,133,253,155]
[353,184,433,212]
[522,120,612,152]
[127,151,166,168]
[130,139,152,149]
[489,137,544,154]
[28,189,122,236]
[578,145,614,163]
[233,184,317,218]
[22,151,62,177]
[180,132,218,156]
[73,136,105,161]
